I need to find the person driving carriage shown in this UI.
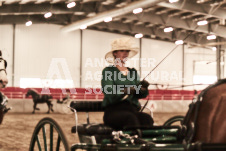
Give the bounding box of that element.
[101,37,154,130]
[57,89,70,104]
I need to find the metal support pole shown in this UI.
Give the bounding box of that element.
[12,24,15,87]
[222,49,225,78]
[182,44,185,90]
[220,49,225,79]
[139,38,142,77]
[79,29,83,87]
[216,44,221,80]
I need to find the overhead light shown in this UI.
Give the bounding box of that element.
[80,25,87,30]
[151,35,156,38]
[25,21,32,26]
[175,40,183,45]
[197,20,208,26]
[44,12,52,18]
[87,12,96,17]
[101,1,114,5]
[169,0,179,3]
[67,2,76,8]
[133,8,143,14]
[104,17,112,22]
[207,35,216,40]
[135,33,143,38]
[74,12,85,15]
[164,27,173,32]
[197,0,205,3]
[212,47,217,51]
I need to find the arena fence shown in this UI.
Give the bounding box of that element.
[1,87,196,101]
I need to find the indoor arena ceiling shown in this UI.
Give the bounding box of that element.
[1,0,226,49]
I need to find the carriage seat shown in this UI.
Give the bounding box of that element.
[76,124,113,135]
[70,101,112,135]
[70,101,182,144]
[70,101,114,143]
[70,101,104,112]
[69,100,182,134]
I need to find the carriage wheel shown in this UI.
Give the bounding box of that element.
[163,115,185,126]
[29,117,70,151]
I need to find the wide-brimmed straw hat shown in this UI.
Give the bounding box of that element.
[105,37,139,63]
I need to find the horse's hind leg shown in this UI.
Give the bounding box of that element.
[47,102,54,113]
[32,103,37,114]
[51,103,54,112]
[47,104,50,114]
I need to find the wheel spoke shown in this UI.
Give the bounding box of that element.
[36,135,42,151]
[29,118,69,151]
[50,124,53,151]
[42,125,48,151]
[56,134,61,151]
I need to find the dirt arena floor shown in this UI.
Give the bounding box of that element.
[0,112,186,151]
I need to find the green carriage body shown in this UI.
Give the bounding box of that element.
[29,96,226,151]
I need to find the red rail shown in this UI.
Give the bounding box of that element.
[1,87,196,101]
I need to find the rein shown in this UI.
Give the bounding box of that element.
[142,25,199,81]
[148,83,209,89]
[166,83,210,90]
[140,25,199,111]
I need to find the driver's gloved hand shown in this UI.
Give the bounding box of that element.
[140,80,150,89]
[123,87,137,95]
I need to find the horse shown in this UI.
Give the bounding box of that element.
[0,50,8,124]
[183,79,226,144]
[0,92,10,124]
[26,89,54,114]
[0,50,8,88]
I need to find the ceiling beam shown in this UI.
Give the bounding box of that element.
[120,11,226,38]
[35,0,51,4]
[3,0,21,4]
[93,21,211,44]
[0,3,96,15]
[19,0,37,4]
[61,0,168,32]
[0,14,78,24]
[92,21,226,49]
[157,1,226,20]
